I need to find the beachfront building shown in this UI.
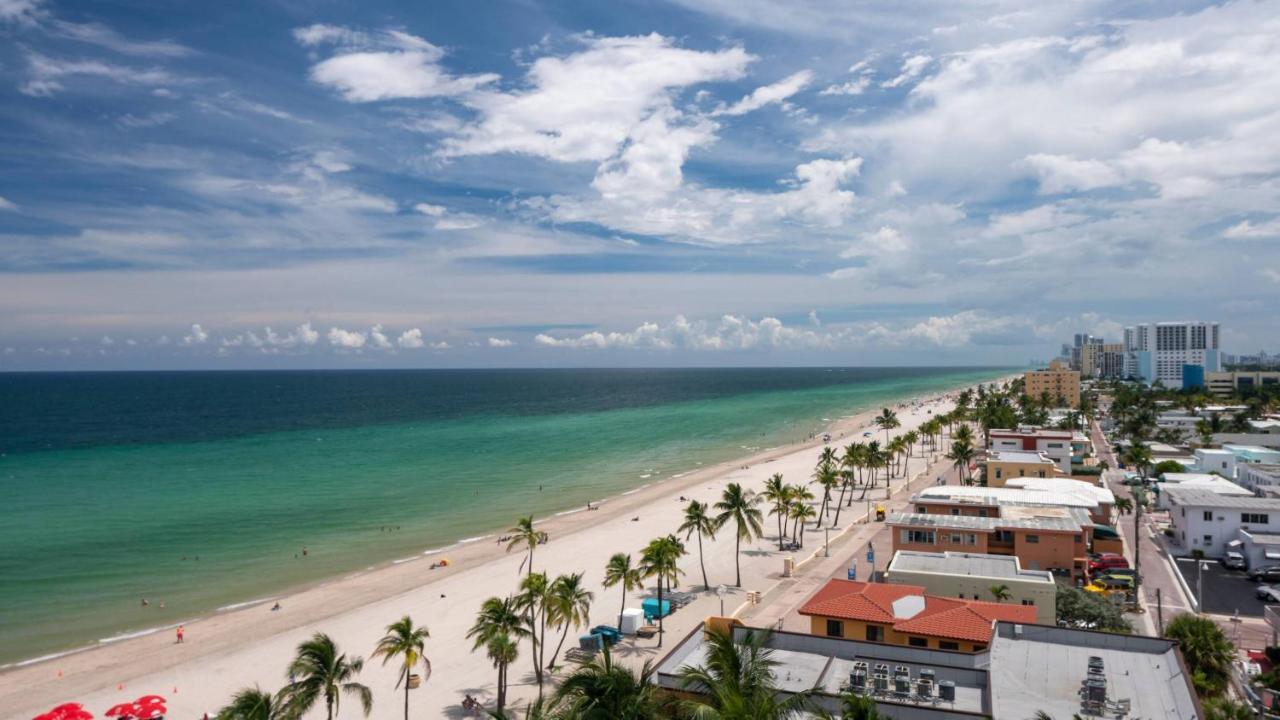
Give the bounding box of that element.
[1205,370,1280,397]
[987,426,1077,474]
[1165,486,1280,558]
[982,450,1065,486]
[884,550,1057,624]
[911,484,1113,526]
[889,505,1093,580]
[1123,321,1222,389]
[655,622,1200,719]
[1023,361,1080,408]
[796,579,1036,652]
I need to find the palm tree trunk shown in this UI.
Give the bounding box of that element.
[776,507,785,551]
[833,484,846,527]
[734,532,742,587]
[326,694,335,720]
[697,531,709,590]
[497,663,506,711]
[403,666,410,720]
[656,578,665,647]
[551,621,571,670]
[618,588,626,632]
[537,608,547,693]
[780,507,789,544]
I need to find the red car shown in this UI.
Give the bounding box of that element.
[1088,553,1130,575]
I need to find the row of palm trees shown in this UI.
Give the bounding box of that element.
[215,617,431,720]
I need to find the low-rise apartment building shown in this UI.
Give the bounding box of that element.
[988,427,1077,474]
[797,579,1037,652]
[1165,486,1280,558]
[1239,464,1280,497]
[1024,361,1081,408]
[911,484,1113,526]
[983,450,1065,486]
[889,505,1094,580]
[1205,370,1280,397]
[1154,474,1252,509]
[885,550,1057,624]
[1194,448,1237,478]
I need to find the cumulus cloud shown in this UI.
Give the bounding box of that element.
[880,54,931,88]
[713,70,812,116]
[1223,218,1280,240]
[487,337,514,348]
[369,323,392,350]
[0,0,44,24]
[181,323,208,346]
[327,326,367,348]
[396,328,424,349]
[296,25,498,102]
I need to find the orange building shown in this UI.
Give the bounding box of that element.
[798,579,1037,652]
[888,505,1093,580]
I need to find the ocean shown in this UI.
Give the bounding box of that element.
[0,367,1011,665]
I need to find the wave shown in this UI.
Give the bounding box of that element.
[217,597,276,612]
[0,646,89,670]
[458,535,490,544]
[99,621,184,645]
[392,556,419,565]
[421,546,451,556]
[621,484,650,496]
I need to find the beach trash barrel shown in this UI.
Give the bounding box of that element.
[407,673,421,689]
[783,556,795,577]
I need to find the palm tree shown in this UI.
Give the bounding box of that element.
[839,691,881,720]
[762,474,789,551]
[1163,613,1233,696]
[1203,697,1257,720]
[874,407,900,446]
[789,503,816,548]
[640,534,686,647]
[371,616,431,720]
[714,483,764,587]
[516,571,553,694]
[281,633,372,720]
[678,500,719,590]
[887,436,908,478]
[550,645,667,719]
[603,553,644,632]
[506,515,548,578]
[1114,496,1132,515]
[485,634,519,713]
[945,438,976,485]
[467,596,529,713]
[811,460,840,527]
[988,584,1011,602]
[547,572,594,670]
[215,687,285,720]
[677,628,812,719]
[1123,441,1153,605]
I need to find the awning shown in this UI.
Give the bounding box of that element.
[1267,549,1280,560]
[1228,539,1244,548]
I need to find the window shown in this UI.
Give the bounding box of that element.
[1022,599,1035,606]
[967,533,978,546]
[1203,535,1213,546]
[901,529,935,544]
[825,619,844,638]
[950,533,962,544]
[978,509,989,517]
[1074,535,1083,543]
[995,468,1003,479]
[951,508,961,516]
[865,625,883,642]
[916,505,927,513]
[908,637,929,647]
[1243,513,1270,524]
[939,641,960,651]
[1203,511,1213,521]
[972,644,987,651]
[1025,534,1040,544]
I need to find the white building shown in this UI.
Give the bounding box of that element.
[987,427,1077,474]
[885,551,1057,624]
[1155,474,1252,509]
[1239,464,1280,497]
[1123,321,1222,389]
[1165,486,1280,558]
[1194,449,1238,478]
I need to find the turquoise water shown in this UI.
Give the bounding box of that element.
[0,367,1011,664]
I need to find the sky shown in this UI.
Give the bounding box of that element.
[1,0,1277,370]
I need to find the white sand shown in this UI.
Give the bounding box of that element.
[3,380,1001,720]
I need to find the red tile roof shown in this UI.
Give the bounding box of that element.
[797,579,1037,644]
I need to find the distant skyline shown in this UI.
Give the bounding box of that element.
[1,0,1277,370]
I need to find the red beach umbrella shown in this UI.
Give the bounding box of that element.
[130,707,163,720]
[132,697,165,708]
[104,703,137,718]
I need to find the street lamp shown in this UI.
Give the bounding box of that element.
[716,584,727,616]
[1197,560,1210,614]
[824,526,831,557]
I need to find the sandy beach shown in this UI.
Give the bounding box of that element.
[4,378,1004,719]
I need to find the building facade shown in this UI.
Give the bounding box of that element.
[1205,371,1280,397]
[885,550,1057,624]
[1164,486,1280,557]
[1023,361,1081,407]
[1123,321,1222,389]
[988,427,1077,474]
[983,450,1065,486]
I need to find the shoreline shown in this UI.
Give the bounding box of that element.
[3,372,1013,718]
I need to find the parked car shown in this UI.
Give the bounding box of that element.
[1257,585,1280,603]
[1221,552,1247,570]
[1248,565,1280,583]
[1095,568,1140,583]
[1084,577,1133,597]
[1088,553,1130,574]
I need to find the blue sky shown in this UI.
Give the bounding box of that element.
[1,0,1277,369]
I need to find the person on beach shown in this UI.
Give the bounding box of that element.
[141,598,149,607]
[176,625,184,644]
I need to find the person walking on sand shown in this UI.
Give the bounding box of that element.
[176,625,184,644]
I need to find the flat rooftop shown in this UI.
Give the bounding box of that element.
[914,485,1108,509]
[889,506,1091,533]
[987,450,1054,464]
[1002,477,1115,503]
[988,623,1197,719]
[1162,485,1280,509]
[887,550,1055,584]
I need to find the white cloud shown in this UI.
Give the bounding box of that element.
[396,328,425,349]
[0,0,44,24]
[1223,218,1280,240]
[99,335,114,346]
[181,323,208,346]
[21,52,178,96]
[369,324,392,350]
[116,111,176,129]
[714,70,812,115]
[297,25,498,102]
[487,337,514,348]
[327,326,367,348]
[820,75,871,96]
[50,20,191,57]
[985,204,1088,237]
[1263,268,1280,284]
[1022,153,1124,194]
[0,196,17,211]
[881,54,931,88]
[414,203,446,217]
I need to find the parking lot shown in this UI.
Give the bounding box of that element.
[1173,558,1268,617]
